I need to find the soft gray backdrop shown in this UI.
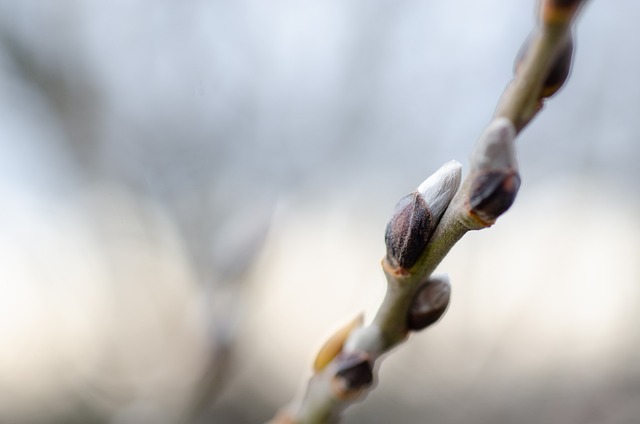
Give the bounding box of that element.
[0,1,639,423]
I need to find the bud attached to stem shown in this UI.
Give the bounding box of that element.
[313,314,364,372]
[469,171,520,224]
[516,34,574,100]
[385,161,462,270]
[331,352,374,399]
[407,274,451,331]
[468,118,520,225]
[541,35,574,98]
[385,193,431,270]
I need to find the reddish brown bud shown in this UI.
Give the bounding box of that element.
[542,36,574,98]
[469,170,521,224]
[516,35,574,100]
[385,161,461,270]
[469,119,520,225]
[332,352,373,398]
[385,193,433,270]
[407,275,451,331]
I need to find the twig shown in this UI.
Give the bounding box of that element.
[268,1,587,422]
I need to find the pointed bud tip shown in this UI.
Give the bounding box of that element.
[417,160,462,198]
[416,160,462,221]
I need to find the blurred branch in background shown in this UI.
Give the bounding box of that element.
[0,1,639,424]
[0,2,278,422]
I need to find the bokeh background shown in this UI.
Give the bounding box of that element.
[1,0,639,423]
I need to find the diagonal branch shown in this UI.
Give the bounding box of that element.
[268,1,588,423]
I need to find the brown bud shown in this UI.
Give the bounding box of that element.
[468,119,520,225]
[385,192,433,269]
[469,170,521,224]
[542,36,574,98]
[515,35,574,100]
[407,275,451,331]
[332,352,373,398]
[385,161,462,270]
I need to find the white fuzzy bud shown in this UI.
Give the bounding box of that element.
[470,118,518,172]
[417,160,463,217]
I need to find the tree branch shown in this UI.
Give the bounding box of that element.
[268,1,587,422]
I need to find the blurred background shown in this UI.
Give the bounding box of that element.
[1,0,639,423]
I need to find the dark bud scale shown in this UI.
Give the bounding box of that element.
[385,192,433,270]
[407,277,451,331]
[334,353,374,391]
[469,170,521,224]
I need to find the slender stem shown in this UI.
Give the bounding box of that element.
[269,2,586,422]
[373,204,470,349]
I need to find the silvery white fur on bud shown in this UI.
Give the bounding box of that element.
[468,118,521,223]
[417,160,462,219]
[470,118,518,172]
[343,325,384,357]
